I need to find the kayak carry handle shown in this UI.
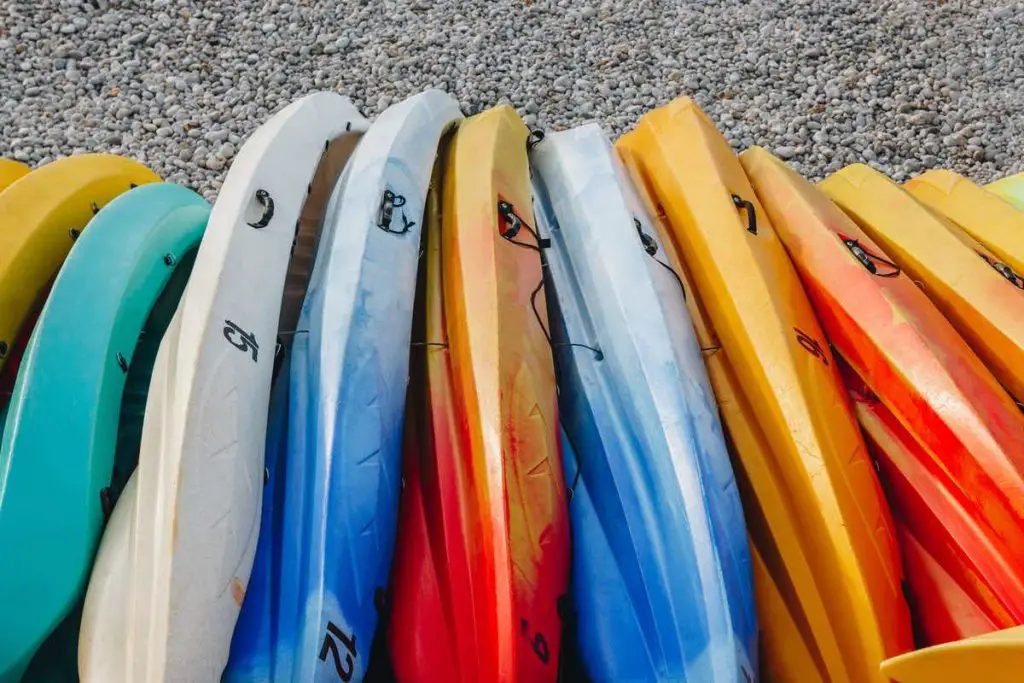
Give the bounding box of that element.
[731,194,757,235]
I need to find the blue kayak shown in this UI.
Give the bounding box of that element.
[0,183,208,682]
[531,125,758,682]
[224,89,462,682]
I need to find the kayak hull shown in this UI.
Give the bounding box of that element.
[532,124,756,682]
[880,626,1024,683]
[388,105,570,682]
[824,164,1024,405]
[0,155,160,377]
[0,183,206,682]
[79,93,366,683]
[0,159,29,193]
[225,89,460,683]
[743,152,1024,646]
[618,100,913,683]
[906,169,1024,277]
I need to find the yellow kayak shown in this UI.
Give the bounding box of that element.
[617,96,913,683]
[881,626,1024,683]
[0,155,159,375]
[987,172,1024,212]
[905,169,1024,277]
[822,164,1024,404]
[0,159,29,193]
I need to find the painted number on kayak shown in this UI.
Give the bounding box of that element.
[318,620,356,681]
[223,320,258,362]
[794,327,829,366]
[520,618,550,664]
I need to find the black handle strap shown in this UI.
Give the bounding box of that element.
[731,194,757,235]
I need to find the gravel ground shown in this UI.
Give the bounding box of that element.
[1,0,1023,199]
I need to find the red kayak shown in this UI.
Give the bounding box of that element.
[388,108,570,682]
[742,148,1024,644]
[844,362,1024,643]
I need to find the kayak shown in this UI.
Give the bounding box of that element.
[618,97,913,683]
[879,626,1024,683]
[78,92,367,683]
[224,89,460,683]
[987,172,1024,211]
[0,183,207,683]
[530,123,756,681]
[0,159,29,193]
[906,169,1024,276]
[0,155,160,378]
[843,365,1020,645]
[742,148,1024,644]
[223,124,367,681]
[823,164,1024,404]
[388,105,570,682]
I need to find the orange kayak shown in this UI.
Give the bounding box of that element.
[906,169,1024,277]
[742,147,1024,646]
[388,106,570,682]
[843,361,1020,644]
[619,97,912,683]
[824,165,1024,405]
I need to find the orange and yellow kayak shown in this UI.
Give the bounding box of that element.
[388,106,570,682]
[619,98,913,683]
[906,169,1024,276]
[742,148,1024,649]
[823,165,1024,404]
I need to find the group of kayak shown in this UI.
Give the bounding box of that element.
[1,90,1024,683]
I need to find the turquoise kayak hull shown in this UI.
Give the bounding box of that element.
[0,183,209,681]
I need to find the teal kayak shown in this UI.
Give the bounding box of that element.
[0,183,209,682]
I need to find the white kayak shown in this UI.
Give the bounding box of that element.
[78,92,370,683]
[224,87,462,683]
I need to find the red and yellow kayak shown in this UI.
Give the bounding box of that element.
[824,165,1024,404]
[620,98,912,683]
[388,105,570,682]
[742,148,1024,648]
[843,362,1021,644]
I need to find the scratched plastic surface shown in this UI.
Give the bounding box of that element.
[388,105,570,683]
[531,124,756,682]
[744,149,1024,646]
[0,184,206,682]
[619,99,913,683]
[222,90,461,683]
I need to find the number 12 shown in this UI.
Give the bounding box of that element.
[319,621,357,681]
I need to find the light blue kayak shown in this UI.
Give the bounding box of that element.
[224,89,462,682]
[0,183,208,682]
[531,125,758,682]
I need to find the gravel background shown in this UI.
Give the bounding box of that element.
[2,0,1022,199]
